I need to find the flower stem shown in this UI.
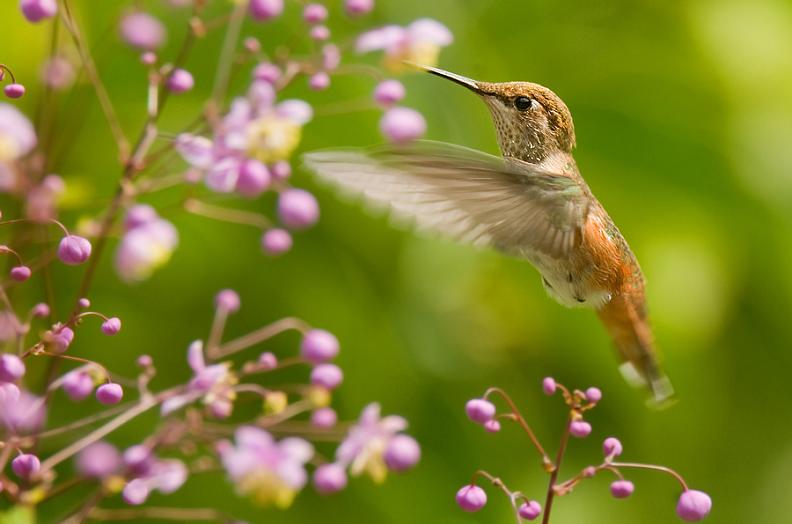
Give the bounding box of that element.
[542,412,573,524]
[210,317,310,360]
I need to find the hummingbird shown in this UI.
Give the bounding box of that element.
[304,65,673,403]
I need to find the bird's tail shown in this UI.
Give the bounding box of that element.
[596,295,674,406]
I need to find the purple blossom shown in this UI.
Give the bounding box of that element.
[310,364,343,390]
[676,490,712,521]
[115,208,178,282]
[483,419,501,433]
[76,441,122,478]
[335,403,412,482]
[253,63,281,84]
[465,398,496,425]
[569,420,592,438]
[383,434,420,472]
[101,317,122,335]
[4,84,25,99]
[96,383,124,405]
[12,453,40,479]
[456,484,487,512]
[519,500,542,520]
[167,69,194,94]
[380,107,426,143]
[123,456,188,505]
[0,103,37,163]
[219,426,313,507]
[10,265,31,281]
[313,463,347,494]
[57,235,92,265]
[0,354,25,382]
[119,12,166,50]
[300,329,339,363]
[0,384,46,434]
[236,159,271,197]
[610,480,635,499]
[46,325,74,353]
[603,437,623,458]
[356,19,452,71]
[62,371,94,401]
[20,0,57,23]
[278,189,320,230]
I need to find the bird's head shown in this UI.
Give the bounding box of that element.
[416,65,576,163]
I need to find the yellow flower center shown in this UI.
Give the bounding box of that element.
[246,116,302,163]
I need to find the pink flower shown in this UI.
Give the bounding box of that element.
[676,490,712,521]
[218,426,313,507]
[119,12,166,50]
[57,235,92,265]
[0,103,37,163]
[313,463,347,494]
[0,384,46,434]
[356,19,452,71]
[380,107,426,143]
[456,484,487,512]
[166,69,194,94]
[465,398,496,425]
[0,354,25,382]
[76,441,122,478]
[115,208,178,282]
[122,455,187,505]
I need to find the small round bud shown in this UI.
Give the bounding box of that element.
[310,25,331,41]
[76,441,121,478]
[166,68,194,93]
[96,383,123,405]
[236,159,271,197]
[313,463,347,494]
[456,485,487,512]
[253,62,281,84]
[585,387,602,403]
[311,363,343,390]
[582,466,597,478]
[249,0,284,21]
[569,420,592,438]
[270,161,291,181]
[603,437,623,458]
[11,453,40,479]
[261,228,293,256]
[542,377,557,395]
[374,80,406,107]
[278,189,319,230]
[676,490,712,521]
[20,0,57,22]
[10,266,31,281]
[215,289,241,313]
[140,51,157,65]
[518,500,542,520]
[101,317,122,335]
[311,407,337,428]
[380,107,426,144]
[610,480,634,499]
[122,478,150,505]
[301,329,339,363]
[384,434,420,472]
[120,12,166,50]
[137,354,153,368]
[345,0,374,16]
[31,303,50,317]
[50,326,74,353]
[243,37,261,53]
[465,398,496,425]
[483,419,501,433]
[77,298,90,308]
[257,351,278,370]
[57,235,92,265]
[309,72,330,91]
[124,204,158,230]
[63,371,93,401]
[303,3,328,24]
[0,354,26,382]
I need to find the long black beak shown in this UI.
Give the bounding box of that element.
[406,63,487,95]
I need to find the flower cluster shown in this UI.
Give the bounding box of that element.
[457,380,712,523]
[1,0,443,520]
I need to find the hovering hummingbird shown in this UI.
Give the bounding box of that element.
[304,65,673,403]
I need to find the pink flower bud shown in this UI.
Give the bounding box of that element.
[582,466,597,478]
[166,69,194,94]
[603,437,623,458]
[20,0,57,22]
[77,298,90,308]
[610,480,634,499]
[456,485,487,512]
[57,235,92,265]
[569,420,592,438]
[249,0,283,21]
[11,453,40,479]
[542,376,557,395]
[278,189,319,230]
[96,383,123,405]
[31,303,50,317]
[384,434,420,472]
[63,371,93,401]
[483,419,501,433]
[215,289,240,313]
[374,80,405,107]
[10,266,30,281]
[676,490,712,521]
[309,72,330,91]
[119,12,166,50]
[344,0,374,16]
[253,62,281,84]
[310,363,343,390]
[261,228,293,256]
[76,441,121,478]
[303,3,328,24]
[50,326,74,353]
[313,463,347,494]
[258,351,278,370]
[101,317,122,335]
[137,354,153,368]
[0,354,25,382]
[380,107,426,143]
[270,161,292,181]
[300,329,339,363]
[4,84,26,99]
[585,386,602,403]
[465,398,496,424]
[236,159,271,197]
[311,407,337,428]
[310,25,331,41]
[518,500,542,520]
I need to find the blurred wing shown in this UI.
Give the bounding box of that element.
[303,141,591,258]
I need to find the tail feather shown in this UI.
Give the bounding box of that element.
[597,294,674,405]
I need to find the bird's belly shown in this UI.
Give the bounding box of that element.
[527,253,613,309]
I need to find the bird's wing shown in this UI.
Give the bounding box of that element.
[303,141,591,258]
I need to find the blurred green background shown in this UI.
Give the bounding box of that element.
[2,0,792,522]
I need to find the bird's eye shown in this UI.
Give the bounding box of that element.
[514,96,533,111]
